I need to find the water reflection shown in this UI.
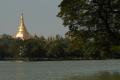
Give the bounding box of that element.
[0,60,120,80]
[64,71,120,80]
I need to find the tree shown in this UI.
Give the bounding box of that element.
[46,35,67,59]
[24,36,47,60]
[57,0,120,58]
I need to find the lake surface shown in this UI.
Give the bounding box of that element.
[0,60,120,80]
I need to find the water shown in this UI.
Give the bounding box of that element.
[0,60,120,80]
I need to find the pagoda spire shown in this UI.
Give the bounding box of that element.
[19,13,27,32]
[15,13,30,40]
[20,13,24,25]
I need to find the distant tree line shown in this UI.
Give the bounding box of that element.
[0,34,120,61]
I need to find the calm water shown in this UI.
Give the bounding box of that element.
[0,60,120,80]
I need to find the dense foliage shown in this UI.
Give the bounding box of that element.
[0,34,120,61]
[57,0,120,59]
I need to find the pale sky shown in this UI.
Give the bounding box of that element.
[0,0,68,37]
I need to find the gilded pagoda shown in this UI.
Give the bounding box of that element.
[15,13,30,40]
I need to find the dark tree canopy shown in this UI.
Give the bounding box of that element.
[57,0,120,57]
[58,0,120,40]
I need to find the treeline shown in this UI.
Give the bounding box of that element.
[0,34,120,61]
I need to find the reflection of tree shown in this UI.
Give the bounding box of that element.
[19,45,26,57]
[64,71,120,80]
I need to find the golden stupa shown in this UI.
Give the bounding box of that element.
[15,13,30,40]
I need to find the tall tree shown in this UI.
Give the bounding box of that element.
[58,0,120,57]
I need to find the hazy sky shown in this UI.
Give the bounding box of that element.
[0,0,68,37]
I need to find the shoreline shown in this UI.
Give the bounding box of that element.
[0,58,119,61]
